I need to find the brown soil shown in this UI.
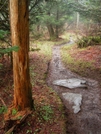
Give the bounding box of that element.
[47,44,101,134]
[0,52,66,134]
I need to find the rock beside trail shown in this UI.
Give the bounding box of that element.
[53,78,87,89]
[62,92,82,114]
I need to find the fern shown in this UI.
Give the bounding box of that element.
[0,46,19,54]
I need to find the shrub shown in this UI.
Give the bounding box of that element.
[77,36,101,48]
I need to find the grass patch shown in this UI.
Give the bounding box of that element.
[0,106,7,114]
[60,32,77,41]
[30,39,68,58]
[61,45,94,76]
[39,105,53,122]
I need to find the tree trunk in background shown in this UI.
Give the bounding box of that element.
[37,25,40,32]
[55,25,59,39]
[76,12,79,29]
[47,24,55,40]
[55,6,59,39]
[46,10,55,40]
[9,0,33,110]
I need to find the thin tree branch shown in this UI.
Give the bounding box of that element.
[0,97,6,106]
[0,0,8,11]
[29,0,40,12]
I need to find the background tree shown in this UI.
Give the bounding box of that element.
[69,0,101,27]
[29,0,74,40]
[0,0,10,44]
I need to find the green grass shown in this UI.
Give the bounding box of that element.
[12,108,17,115]
[39,105,53,122]
[38,41,53,59]
[0,106,7,114]
[30,41,53,59]
[30,39,68,60]
[61,45,94,75]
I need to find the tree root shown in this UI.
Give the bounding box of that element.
[4,109,32,134]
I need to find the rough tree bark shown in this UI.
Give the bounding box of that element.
[9,0,33,110]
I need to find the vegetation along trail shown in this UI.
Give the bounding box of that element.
[47,41,101,134]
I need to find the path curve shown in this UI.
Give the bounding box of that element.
[47,42,101,134]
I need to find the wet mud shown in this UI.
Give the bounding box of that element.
[47,44,101,134]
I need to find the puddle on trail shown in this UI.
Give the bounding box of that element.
[47,44,101,134]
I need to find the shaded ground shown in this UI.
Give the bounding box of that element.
[0,52,66,134]
[47,44,101,134]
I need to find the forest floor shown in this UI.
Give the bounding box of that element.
[0,38,101,134]
[0,40,66,134]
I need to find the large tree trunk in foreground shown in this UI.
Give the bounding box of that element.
[10,0,33,110]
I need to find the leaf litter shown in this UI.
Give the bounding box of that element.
[0,49,66,134]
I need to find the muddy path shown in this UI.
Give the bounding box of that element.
[47,43,101,134]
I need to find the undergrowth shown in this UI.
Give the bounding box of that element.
[61,45,94,75]
[77,36,101,48]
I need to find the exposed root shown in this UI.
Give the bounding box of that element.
[4,108,32,134]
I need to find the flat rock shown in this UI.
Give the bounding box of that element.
[53,78,87,89]
[62,92,82,113]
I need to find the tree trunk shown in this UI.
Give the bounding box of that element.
[55,26,59,39]
[54,2,59,39]
[9,0,33,110]
[76,12,79,29]
[37,25,40,32]
[47,24,55,40]
[46,10,55,40]
[55,5,59,39]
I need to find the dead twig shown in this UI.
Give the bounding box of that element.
[5,125,16,134]
[0,97,6,106]
[4,110,32,134]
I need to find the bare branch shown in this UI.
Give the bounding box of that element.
[0,0,8,11]
[29,0,41,12]
[0,97,6,106]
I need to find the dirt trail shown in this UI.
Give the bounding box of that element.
[47,43,101,134]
